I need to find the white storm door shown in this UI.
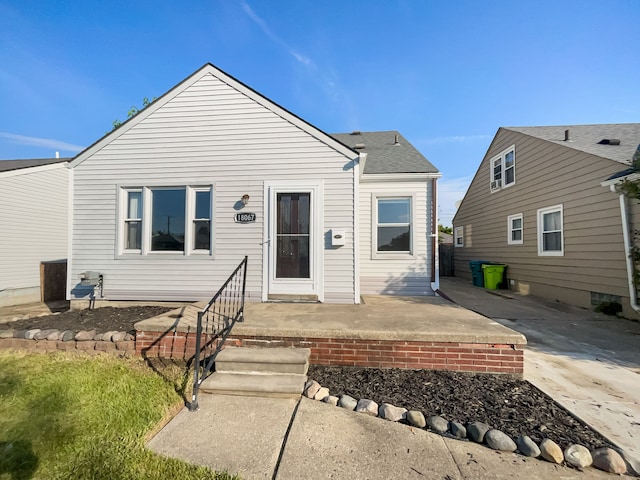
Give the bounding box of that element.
[265,182,323,298]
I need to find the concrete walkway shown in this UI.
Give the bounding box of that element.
[439,277,640,475]
[149,395,615,479]
[147,282,634,479]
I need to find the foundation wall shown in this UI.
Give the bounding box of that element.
[135,330,524,376]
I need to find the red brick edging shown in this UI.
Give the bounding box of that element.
[136,331,524,376]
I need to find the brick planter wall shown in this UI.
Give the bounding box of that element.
[135,330,524,376]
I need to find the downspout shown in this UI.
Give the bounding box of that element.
[430,177,440,293]
[610,184,640,312]
[353,152,365,304]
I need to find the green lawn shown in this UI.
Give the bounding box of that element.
[0,351,238,480]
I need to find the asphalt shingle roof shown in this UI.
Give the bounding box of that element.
[0,158,70,173]
[505,124,640,165]
[331,130,439,174]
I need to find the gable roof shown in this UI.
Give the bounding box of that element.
[505,123,640,165]
[70,63,357,168]
[330,130,439,174]
[0,157,70,173]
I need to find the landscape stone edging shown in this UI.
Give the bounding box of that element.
[0,328,136,356]
[304,379,629,476]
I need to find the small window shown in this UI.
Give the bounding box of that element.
[490,145,516,191]
[376,197,411,253]
[124,190,142,251]
[454,226,464,247]
[537,205,563,256]
[507,213,523,245]
[193,189,211,251]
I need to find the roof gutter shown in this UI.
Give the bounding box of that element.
[603,180,640,313]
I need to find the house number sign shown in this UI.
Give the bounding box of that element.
[235,212,257,223]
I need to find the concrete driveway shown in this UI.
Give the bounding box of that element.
[439,277,640,475]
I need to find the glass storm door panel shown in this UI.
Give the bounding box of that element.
[276,193,310,278]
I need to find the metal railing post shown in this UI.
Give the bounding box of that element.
[189,310,204,412]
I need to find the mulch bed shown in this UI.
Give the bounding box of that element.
[1,305,614,453]
[0,306,173,334]
[308,365,613,451]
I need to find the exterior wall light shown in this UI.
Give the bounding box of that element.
[241,194,250,206]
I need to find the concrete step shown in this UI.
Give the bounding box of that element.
[199,372,307,398]
[215,347,311,375]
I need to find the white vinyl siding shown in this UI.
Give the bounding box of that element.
[0,164,69,305]
[70,72,356,304]
[454,226,464,247]
[507,213,523,245]
[538,205,563,256]
[359,180,434,296]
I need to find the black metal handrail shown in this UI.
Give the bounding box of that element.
[189,256,247,411]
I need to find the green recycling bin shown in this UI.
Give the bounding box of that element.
[482,264,506,290]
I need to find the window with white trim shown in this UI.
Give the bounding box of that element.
[507,213,523,245]
[490,145,516,191]
[124,189,142,251]
[375,197,412,254]
[119,185,213,255]
[537,205,563,256]
[454,226,464,247]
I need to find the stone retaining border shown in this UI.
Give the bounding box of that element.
[303,379,630,476]
[0,329,136,356]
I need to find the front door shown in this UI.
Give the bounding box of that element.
[265,182,322,300]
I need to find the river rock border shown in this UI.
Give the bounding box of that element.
[0,328,136,356]
[303,379,629,476]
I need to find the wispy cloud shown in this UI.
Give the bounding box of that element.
[0,132,84,153]
[422,134,491,145]
[438,175,473,226]
[241,1,313,68]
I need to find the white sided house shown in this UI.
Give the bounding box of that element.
[1,158,70,306]
[67,64,440,305]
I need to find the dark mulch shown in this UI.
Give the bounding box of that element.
[0,306,173,334]
[308,365,613,451]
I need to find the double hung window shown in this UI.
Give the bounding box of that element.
[454,226,464,247]
[120,185,213,255]
[507,214,523,245]
[490,145,516,191]
[537,205,563,256]
[375,197,412,254]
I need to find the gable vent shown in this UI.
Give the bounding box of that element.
[598,138,621,145]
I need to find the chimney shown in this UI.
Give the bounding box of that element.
[393,134,400,146]
[564,129,570,141]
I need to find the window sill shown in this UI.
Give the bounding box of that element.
[372,252,416,260]
[115,253,215,260]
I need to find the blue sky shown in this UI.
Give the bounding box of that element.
[1,1,639,225]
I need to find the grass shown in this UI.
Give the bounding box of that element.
[0,351,238,480]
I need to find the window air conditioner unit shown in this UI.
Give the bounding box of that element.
[490,180,502,191]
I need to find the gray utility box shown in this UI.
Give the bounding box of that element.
[79,271,102,286]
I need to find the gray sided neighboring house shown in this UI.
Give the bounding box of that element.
[453,123,640,318]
